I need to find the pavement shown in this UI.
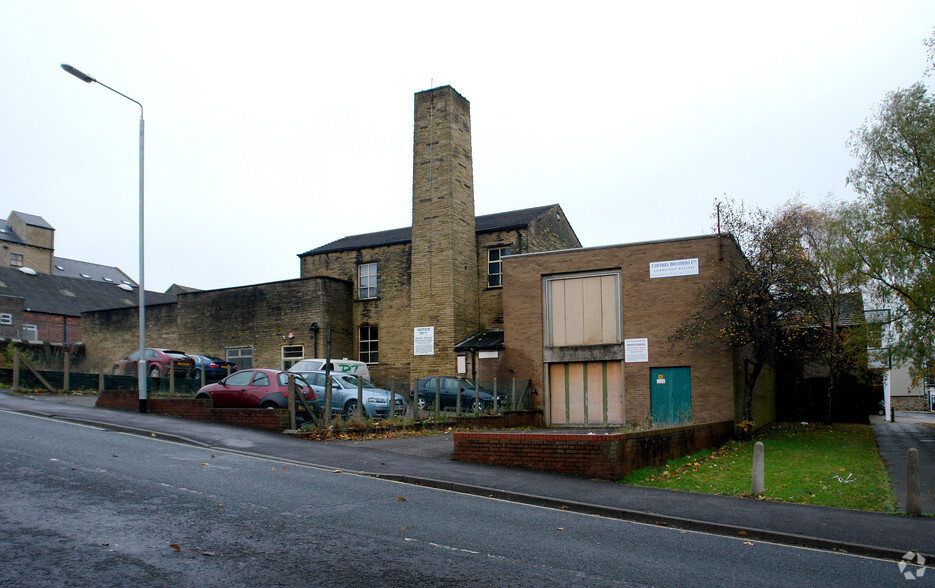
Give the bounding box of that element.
[872,411,935,513]
[1,391,933,564]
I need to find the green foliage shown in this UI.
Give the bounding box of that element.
[621,423,895,512]
[844,80,935,371]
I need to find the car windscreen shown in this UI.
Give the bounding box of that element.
[337,375,375,388]
[166,352,191,361]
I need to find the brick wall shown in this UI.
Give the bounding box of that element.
[95,390,292,432]
[503,235,745,425]
[452,420,733,480]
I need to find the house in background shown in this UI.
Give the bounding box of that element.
[0,210,174,348]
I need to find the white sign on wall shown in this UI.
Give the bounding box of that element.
[649,258,699,279]
[414,326,435,356]
[625,338,649,362]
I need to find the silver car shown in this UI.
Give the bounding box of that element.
[293,370,406,419]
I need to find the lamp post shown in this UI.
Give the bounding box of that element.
[61,64,148,413]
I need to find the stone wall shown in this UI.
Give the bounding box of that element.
[82,277,352,372]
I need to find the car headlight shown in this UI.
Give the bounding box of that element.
[367,396,387,403]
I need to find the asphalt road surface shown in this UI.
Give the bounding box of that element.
[0,410,922,587]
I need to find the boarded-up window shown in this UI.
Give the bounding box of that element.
[546,273,619,346]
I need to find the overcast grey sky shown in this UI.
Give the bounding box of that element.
[2,1,933,292]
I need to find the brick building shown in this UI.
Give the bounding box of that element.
[0,211,163,348]
[82,85,582,384]
[502,234,776,427]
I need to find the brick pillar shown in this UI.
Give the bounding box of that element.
[410,86,479,378]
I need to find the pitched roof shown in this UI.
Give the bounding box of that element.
[299,204,560,256]
[11,211,54,230]
[0,219,25,245]
[0,267,175,317]
[52,257,136,286]
[454,329,505,351]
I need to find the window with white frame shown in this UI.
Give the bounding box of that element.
[359,325,378,363]
[487,247,511,288]
[0,313,11,325]
[282,345,304,369]
[358,263,377,299]
[10,253,23,267]
[23,323,38,340]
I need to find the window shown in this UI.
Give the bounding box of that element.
[546,272,621,347]
[0,313,11,325]
[23,323,38,341]
[358,263,377,299]
[225,346,254,370]
[359,325,378,363]
[252,372,270,387]
[225,370,253,386]
[10,253,23,267]
[282,345,304,370]
[487,247,511,287]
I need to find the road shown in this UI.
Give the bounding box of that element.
[0,410,923,587]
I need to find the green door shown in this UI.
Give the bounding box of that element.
[651,367,692,426]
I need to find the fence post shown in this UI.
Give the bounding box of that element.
[99,369,104,394]
[288,374,297,430]
[435,377,441,418]
[907,448,921,515]
[200,364,205,388]
[751,441,765,495]
[357,376,363,421]
[12,349,19,394]
[493,378,498,413]
[456,377,462,415]
[63,350,70,393]
[169,361,175,396]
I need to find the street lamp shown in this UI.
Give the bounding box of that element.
[61,64,148,413]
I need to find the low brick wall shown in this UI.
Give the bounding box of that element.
[452,421,734,480]
[95,390,292,432]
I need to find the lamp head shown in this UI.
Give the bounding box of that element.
[61,64,95,84]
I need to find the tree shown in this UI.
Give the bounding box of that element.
[795,202,871,424]
[844,80,935,371]
[671,198,815,424]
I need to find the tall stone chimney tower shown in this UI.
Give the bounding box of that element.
[410,86,479,376]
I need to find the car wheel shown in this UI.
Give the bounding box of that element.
[149,365,161,379]
[471,399,486,413]
[259,401,279,409]
[195,392,211,401]
[345,400,360,419]
[416,396,428,410]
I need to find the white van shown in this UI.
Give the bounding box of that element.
[288,358,371,380]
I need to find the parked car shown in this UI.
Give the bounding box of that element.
[289,358,371,380]
[413,376,505,412]
[194,369,315,409]
[188,354,238,379]
[293,370,405,419]
[112,348,195,379]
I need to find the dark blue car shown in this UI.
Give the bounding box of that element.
[189,354,237,379]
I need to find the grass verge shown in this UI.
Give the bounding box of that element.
[621,422,896,512]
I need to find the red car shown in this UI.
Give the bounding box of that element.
[194,369,316,409]
[112,348,194,379]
